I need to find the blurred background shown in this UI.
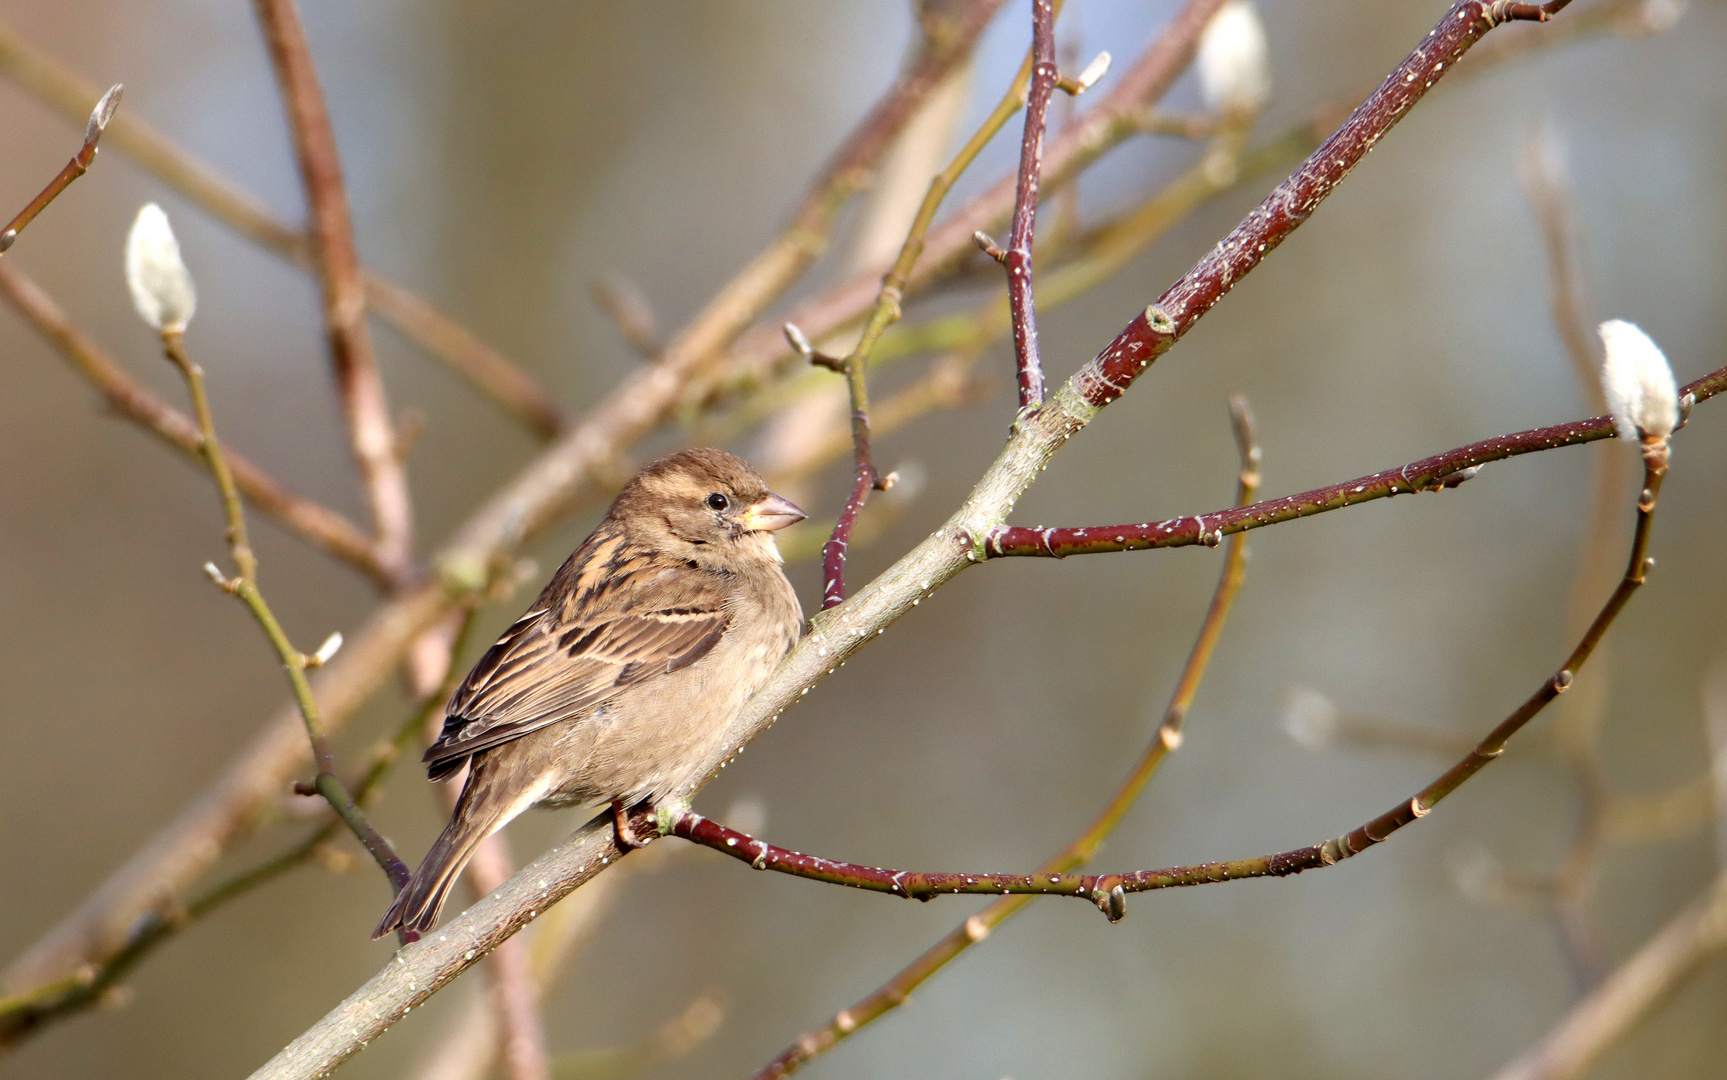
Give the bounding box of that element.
[2,0,1725,1078]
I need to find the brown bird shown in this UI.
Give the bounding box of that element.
[375,448,805,939]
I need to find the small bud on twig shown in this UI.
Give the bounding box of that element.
[1057,51,1112,95]
[1198,1,1271,114]
[1598,319,1679,444]
[972,231,1007,263]
[306,632,344,668]
[125,204,196,334]
[85,84,124,149]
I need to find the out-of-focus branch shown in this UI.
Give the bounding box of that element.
[0,0,1014,1013]
[235,9,1618,1075]
[752,396,1259,1079]
[1489,874,1727,1080]
[0,260,393,586]
[458,835,549,1080]
[408,840,685,1080]
[251,0,414,582]
[0,608,479,1045]
[0,16,568,438]
[1521,123,1626,989]
[0,82,119,252]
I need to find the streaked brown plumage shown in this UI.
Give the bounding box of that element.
[375,448,804,939]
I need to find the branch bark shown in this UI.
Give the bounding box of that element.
[241,8,1583,1075]
[252,0,414,582]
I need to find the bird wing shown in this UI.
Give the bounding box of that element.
[424,535,731,779]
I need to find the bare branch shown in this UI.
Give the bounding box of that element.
[0,0,1016,1004]
[0,15,567,437]
[1491,875,1727,1080]
[0,82,119,253]
[753,396,1260,1078]
[157,326,408,891]
[1003,0,1059,409]
[0,260,393,586]
[983,362,1725,559]
[252,0,414,581]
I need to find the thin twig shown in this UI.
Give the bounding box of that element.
[230,9,1642,1075]
[251,0,414,581]
[0,0,1014,1006]
[460,835,550,1080]
[1002,0,1060,410]
[0,82,120,253]
[673,441,1666,918]
[982,362,1724,559]
[1522,124,1626,990]
[0,261,393,585]
[159,328,409,891]
[797,0,1060,608]
[752,396,1259,1079]
[705,0,1232,404]
[0,17,567,438]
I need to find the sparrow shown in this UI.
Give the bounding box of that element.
[375,448,805,939]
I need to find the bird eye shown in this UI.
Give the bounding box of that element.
[706,492,729,511]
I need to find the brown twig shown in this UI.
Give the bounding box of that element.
[1521,124,1627,989]
[459,835,549,1080]
[251,0,414,582]
[0,261,393,586]
[0,17,567,438]
[982,362,1724,559]
[752,396,1259,1079]
[706,0,1232,403]
[0,82,119,253]
[672,438,1666,919]
[790,0,1051,608]
[232,8,1636,1075]
[1002,0,1060,410]
[159,327,410,891]
[0,0,1014,1007]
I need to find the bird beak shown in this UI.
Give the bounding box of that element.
[741,492,807,532]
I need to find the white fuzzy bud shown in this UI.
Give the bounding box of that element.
[125,203,196,333]
[1281,686,1338,750]
[1598,319,1678,443]
[1198,0,1270,113]
[311,632,344,666]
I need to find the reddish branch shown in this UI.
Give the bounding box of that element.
[0,83,119,253]
[672,435,1664,919]
[712,0,1232,401]
[1066,0,1575,414]
[985,363,1719,558]
[754,397,1261,1080]
[1003,0,1059,409]
[252,0,415,583]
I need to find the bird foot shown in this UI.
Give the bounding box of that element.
[612,800,654,849]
